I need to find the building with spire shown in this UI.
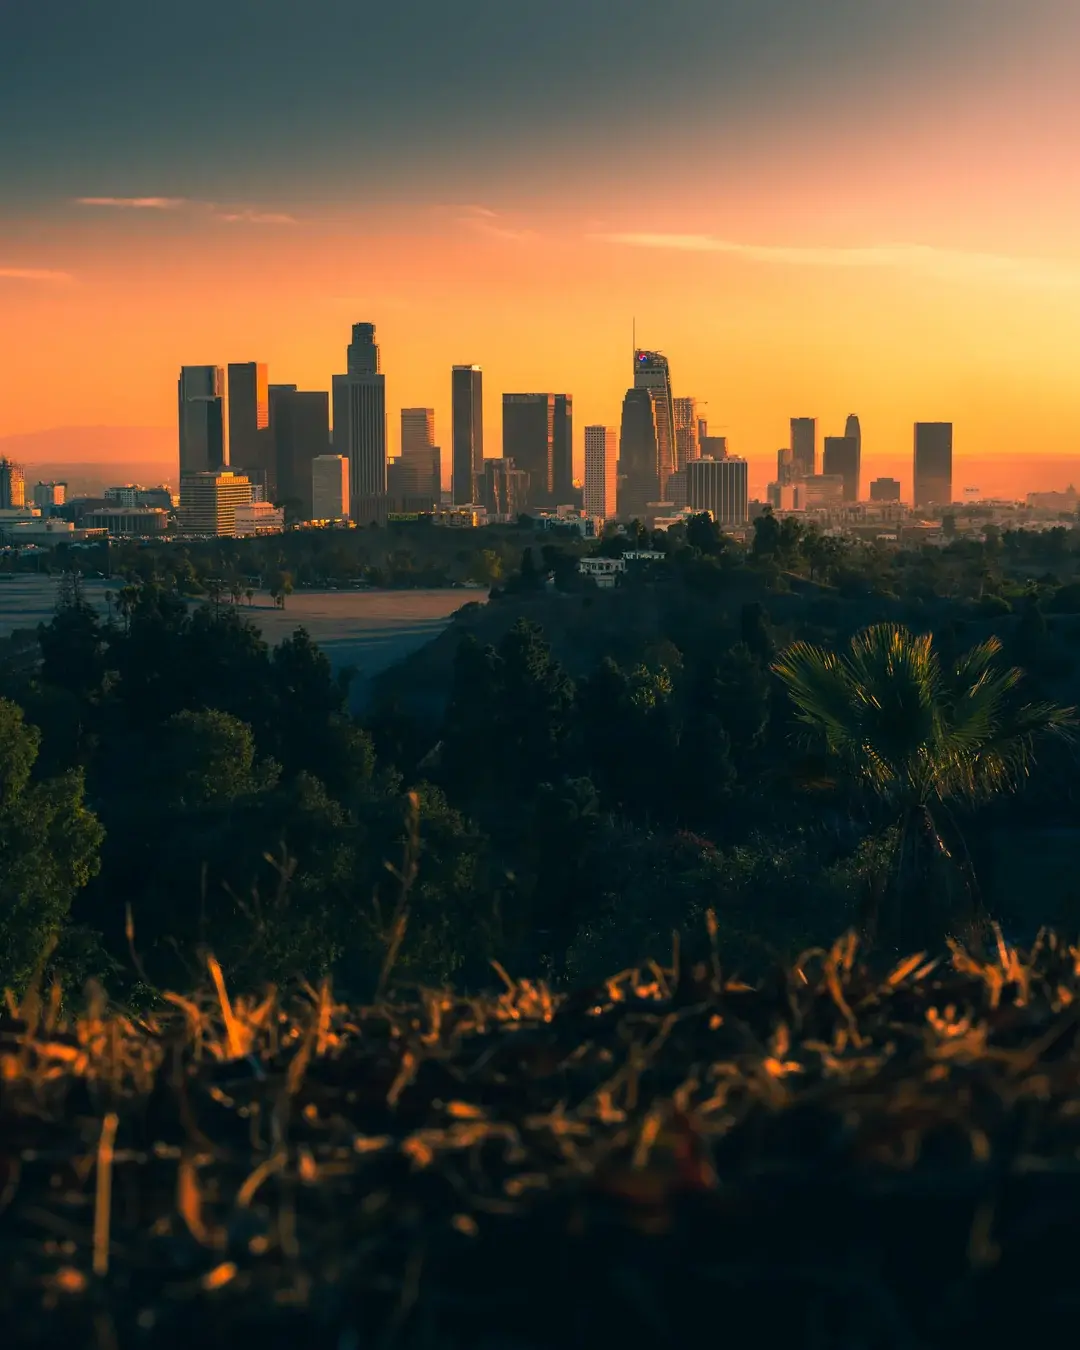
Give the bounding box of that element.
[634,349,676,498]
[332,322,387,518]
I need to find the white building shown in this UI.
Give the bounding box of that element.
[312,454,350,521]
[234,500,285,536]
[583,425,617,520]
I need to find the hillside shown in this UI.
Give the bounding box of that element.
[4,930,1080,1347]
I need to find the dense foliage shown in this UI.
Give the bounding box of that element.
[1,511,1079,998]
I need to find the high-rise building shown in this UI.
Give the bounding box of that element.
[673,396,699,470]
[790,417,817,478]
[700,434,727,459]
[845,414,861,472]
[687,457,749,527]
[870,477,902,503]
[481,458,529,520]
[32,481,66,514]
[0,459,26,509]
[617,387,661,521]
[777,447,797,486]
[823,435,860,502]
[503,393,554,508]
[178,366,226,474]
[553,394,573,505]
[273,389,330,520]
[178,470,252,536]
[227,362,271,484]
[801,474,846,509]
[312,455,350,520]
[452,366,484,504]
[914,422,953,508]
[634,349,676,497]
[583,425,617,520]
[332,323,387,513]
[394,408,441,508]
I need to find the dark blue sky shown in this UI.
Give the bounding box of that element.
[0,0,1038,206]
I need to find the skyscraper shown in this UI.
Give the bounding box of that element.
[178,366,225,474]
[584,425,617,520]
[227,362,271,487]
[634,349,675,497]
[394,408,441,508]
[673,396,699,470]
[481,458,529,520]
[332,323,387,513]
[503,393,554,508]
[790,417,817,478]
[452,366,483,504]
[845,414,861,472]
[823,435,860,502]
[312,455,350,521]
[273,389,330,519]
[0,459,25,509]
[617,387,661,521]
[687,457,748,527]
[914,422,953,508]
[553,394,574,505]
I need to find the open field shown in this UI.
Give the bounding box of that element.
[4,931,1080,1347]
[0,576,473,702]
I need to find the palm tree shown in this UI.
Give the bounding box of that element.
[773,623,1075,947]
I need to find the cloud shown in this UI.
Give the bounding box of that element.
[593,232,1080,289]
[215,209,296,226]
[76,196,188,210]
[455,204,537,243]
[74,197,295,225]
[0,267,72,282]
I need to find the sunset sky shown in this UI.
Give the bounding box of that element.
[3,0,1080,495]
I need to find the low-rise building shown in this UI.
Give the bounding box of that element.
[82,508,169,536]
[234,501,285,536]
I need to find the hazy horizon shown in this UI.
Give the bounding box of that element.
[5,1,1080,500]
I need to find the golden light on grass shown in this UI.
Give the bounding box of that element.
[92,1112,118,1277]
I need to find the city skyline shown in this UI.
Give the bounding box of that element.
[4,1,1080,501]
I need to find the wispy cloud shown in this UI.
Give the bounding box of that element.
[594,232,1080,289]
[445,204,538,243]
[75,197,295,225]
[0,266,72,283]
[77,196,188,210]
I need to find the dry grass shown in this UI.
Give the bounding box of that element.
[4,922,1080,1347]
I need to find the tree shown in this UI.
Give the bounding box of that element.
[773,623,1075,947]
[157,708,280,809]
[0,698,103,992]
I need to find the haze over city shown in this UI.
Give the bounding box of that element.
[4,0,1080,498]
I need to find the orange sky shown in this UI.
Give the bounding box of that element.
[4,0,1080,499]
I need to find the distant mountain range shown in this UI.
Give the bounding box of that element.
[0,427,175,494]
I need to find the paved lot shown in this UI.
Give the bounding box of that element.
[0,575,472,703]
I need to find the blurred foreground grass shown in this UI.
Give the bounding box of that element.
[4,925,1080,1347]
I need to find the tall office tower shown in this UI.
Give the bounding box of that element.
[178,471,253,536]
[347,322,380,375]
[870,477,902,503]
[272,389,330,520]
[673,396,699,471]
[617,387,661,521]
[687,456,749,527]
[481,458,530,519]
[776,447,797,487]
[312,455,350,520]
[583,425,617,520]
[823,435,860,502]
[914,422,953,508]
[178,366,226,474]
[503,393,554,508]
[398,407,441,506]
[790,417,817,478]
[451,366,484,504]
[553,394,574,505]
[700,434,727,459]
[332,323,387,513]
[634,349,675,497]
[0,459,26,509]
[227,362,270,483]
[845,414,861,471]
